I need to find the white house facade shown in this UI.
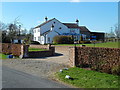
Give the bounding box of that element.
[33,18,86,44]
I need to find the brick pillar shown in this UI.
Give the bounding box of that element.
[47,44,51,50]
[69,46,76,67]
[49,47,55,55]
[20,45,29,58]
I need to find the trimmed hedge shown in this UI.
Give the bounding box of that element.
[2,43,21,56]
[75,47,120,75]
[53,35,74,44]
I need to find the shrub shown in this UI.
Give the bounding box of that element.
[79,40,91,44]
[53,35,74,44]
[30,41,40,45]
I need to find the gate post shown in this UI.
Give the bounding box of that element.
[20,45,29,58]
[69,46,76,67]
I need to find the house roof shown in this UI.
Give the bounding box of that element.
[91,32,105,34]
[79,26,91,32]
[34,18,80,29]
[62,23,79,28]
[34,18,55,29]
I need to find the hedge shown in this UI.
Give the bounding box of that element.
[53,35,74,44]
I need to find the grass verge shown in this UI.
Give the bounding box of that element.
[56,67,119,88]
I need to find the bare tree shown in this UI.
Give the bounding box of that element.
[0,21,7,31]
[114,24,120,38]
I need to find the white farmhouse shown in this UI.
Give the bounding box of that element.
[33,17,87,44]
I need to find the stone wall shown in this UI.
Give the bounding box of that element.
[69,46,120,75]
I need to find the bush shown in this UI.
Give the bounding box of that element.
[79,40,91,44]
[30,41,40,45]
[2,37,11,43]
[53,35,74,44]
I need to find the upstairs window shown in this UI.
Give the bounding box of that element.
[70,30,75,33]
[54,22,56,24]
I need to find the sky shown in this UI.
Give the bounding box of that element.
[1,2,118,33]
[1,0,119,2]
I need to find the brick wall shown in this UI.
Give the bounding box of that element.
[69,46,120,75]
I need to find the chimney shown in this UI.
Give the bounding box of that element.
[76,19,79,26]
[45,16,48,22]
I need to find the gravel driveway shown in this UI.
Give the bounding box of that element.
[2,48,70,79]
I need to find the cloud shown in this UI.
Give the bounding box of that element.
[70,0,80,2]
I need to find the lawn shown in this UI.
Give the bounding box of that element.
[0,53,19,59]
[54,42,120,48]
[56,67,119,88]
[0,53,8,59]
[29,48,48,51]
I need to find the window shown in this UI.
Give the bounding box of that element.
[54,22,56,24]
[48,37,50,42]
[41,36,44,41]
[34,37,36,40]
[38,37,41,41]
[74,36,78,41]
[70,30,75,33]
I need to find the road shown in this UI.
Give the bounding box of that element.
[2,66,70,88]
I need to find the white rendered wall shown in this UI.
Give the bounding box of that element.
[33,18,81,44]
[40,36,45,44]
[33,28,40,42]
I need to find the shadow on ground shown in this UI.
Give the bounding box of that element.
[24,53,63,59]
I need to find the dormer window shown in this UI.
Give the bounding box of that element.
[59,27,62,29]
